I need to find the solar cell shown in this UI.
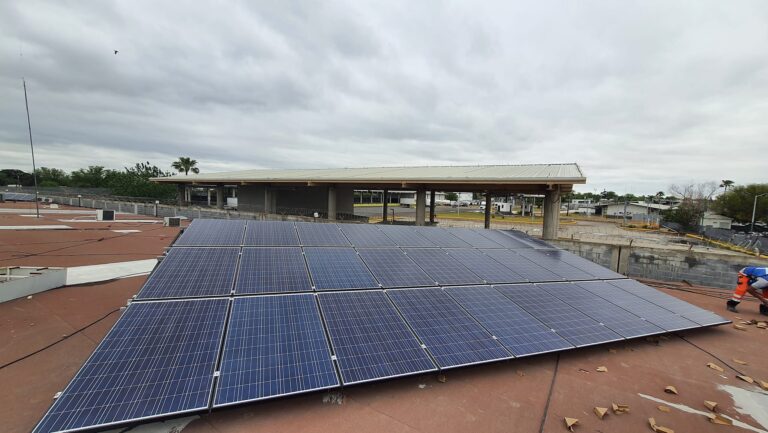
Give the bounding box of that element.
[136,247,239,299]
[445,286,573,356]
[387,288,511,367]
[575,281,700,332]
[175,219,246,246]
[536,249,625,279]
[338,224,396,247]
[214,295,339,406]
[444,249,527,284]
[516,249,596,280]
[478,230,536,249]
[33,299,228,433]
[447,228,505,248]
[481,249,564,282]
[303,247,380,290]
[412,227,472,248]
[296,222,351,246]
[244,221,299,246]
[357,248,436,288]
[317,291,436,384]
[495,284,624,347]
[235,247,312,294]
[403,248,484,285]
[608,279,729,326]
[537,282,664,338]
[377,225,435,247]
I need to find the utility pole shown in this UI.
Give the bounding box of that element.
[23,78,40,218]
[751,193,768,232]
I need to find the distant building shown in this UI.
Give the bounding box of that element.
[595,202,671,218]
[700,212,733,229]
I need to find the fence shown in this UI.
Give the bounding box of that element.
[40,194,366,223]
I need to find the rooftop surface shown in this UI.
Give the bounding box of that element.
[151,163,587,185]
[2,204,767,433]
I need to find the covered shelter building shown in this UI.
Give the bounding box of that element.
[151,164,586,240]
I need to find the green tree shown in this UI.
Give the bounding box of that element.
[105,162,176,199]
[36,167,70,186]
[713,184,768,223]
[720,179,735,192]
[663,182,718,230]
[0,169,33,186]
[70,166,110,187]
[445,192,459,202]
[600,190,618,201]
[171,157,199,176]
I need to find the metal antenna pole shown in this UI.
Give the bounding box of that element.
[23,78,40,218]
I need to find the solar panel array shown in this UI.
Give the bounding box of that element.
[34,220,729,433]
[1,192,36,201]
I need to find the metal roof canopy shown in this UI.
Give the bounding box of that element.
[152,164,586,193]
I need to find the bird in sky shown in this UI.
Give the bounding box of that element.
[114,50,119,55]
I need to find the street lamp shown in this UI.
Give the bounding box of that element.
[751,192,768,232]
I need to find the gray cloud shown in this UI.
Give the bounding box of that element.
[1,0,767,194]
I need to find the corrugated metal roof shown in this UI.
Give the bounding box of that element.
[153,164,586,184]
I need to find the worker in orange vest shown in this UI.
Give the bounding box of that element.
[727,267,768,314]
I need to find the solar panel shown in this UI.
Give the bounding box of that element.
[317,291,436,384]
[296,222,351,246]
[403,248,484,285]
[478,230,536,249]
[445,286,573,357]
[235,247,312,294]
[175,219,245,246]
[502,230,554,248]
[214,295,339,407]
[412,227,472,248]
[244,221,299,246]
[496,284,624,347]
[537,282,664,338]
[1,192,35,201]
[537,249,625,279]
[357,248,436,288]
[33,299,228,433]
[303,247,380,290]
[608,279,729,326]
[377,225,435,247]
[386,288,511,368]
[575,281,700,332]
[481,249,564,282]
[447,228,505,248]
[136,247,239,299]
[444,249,528,284]
[338,224,396,247]
[516,249,597,280]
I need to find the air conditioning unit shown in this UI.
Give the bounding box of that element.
[97,209,115,221]
[164,217,181,227]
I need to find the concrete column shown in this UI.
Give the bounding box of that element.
[484,193,492,229]
[216,186,225,209]
[177,185,185,206]
[264,188,273,213]
[207,189,211,206]
[429,190,436,224]
[327,186,337,220]
[382,189,389,222]
[542,186,561,240]
[415,188,426,226]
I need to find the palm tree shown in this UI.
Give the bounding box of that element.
[720,179,734,193]
[171,157,199,176]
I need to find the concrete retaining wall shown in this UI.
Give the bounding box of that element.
[552,239,768,289]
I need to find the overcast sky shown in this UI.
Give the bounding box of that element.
[1,1,766,194]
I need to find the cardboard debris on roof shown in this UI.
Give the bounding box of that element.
[734,324,747,331]
[648,417,675,433]
[596,366,608,372]
[704,400,718,411]
[706,362,724,372]
[759,380,768,391]
[564,417,579,431]
[757,322,767,329]
[608,348,617,354]
[516,370,525,377]
[737,375,754,384]
[611,403,630,414]
[733,358,748,365]
[593,407,608,419]
[657,405,671,413]
[437,374,447,383]
[664,386,678,395]
[706,413,733,425]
